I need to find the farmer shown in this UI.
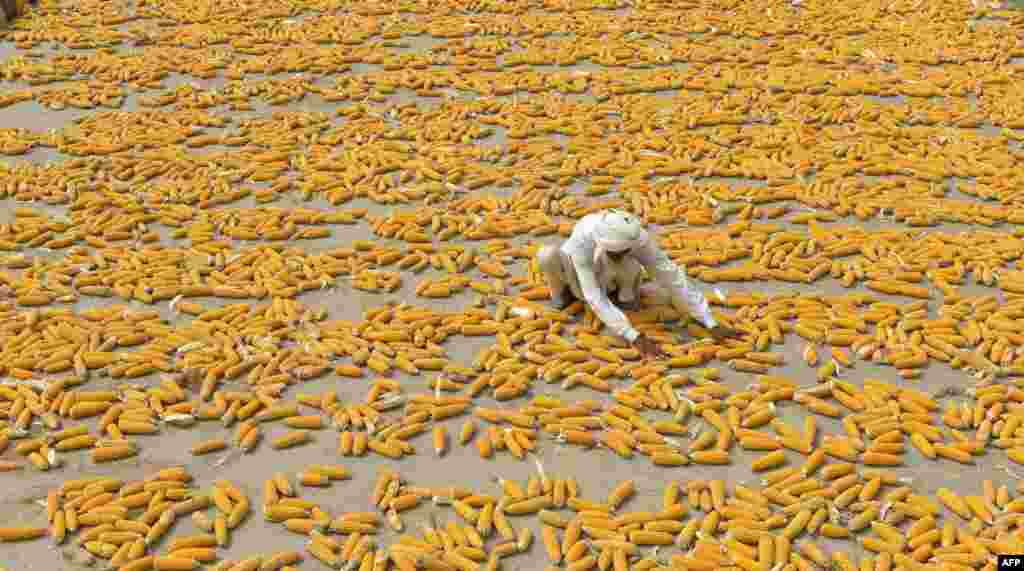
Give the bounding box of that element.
[536,209,742,357]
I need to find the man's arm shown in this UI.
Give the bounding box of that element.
[571,254,641,343]
[635,243,718,329]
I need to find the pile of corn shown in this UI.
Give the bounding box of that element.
[2,0,1024,570]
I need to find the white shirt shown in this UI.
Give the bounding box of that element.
[560,212,718,342]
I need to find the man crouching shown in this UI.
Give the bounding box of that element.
[536,209,741,357]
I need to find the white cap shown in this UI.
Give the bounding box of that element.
[595,209,644,251]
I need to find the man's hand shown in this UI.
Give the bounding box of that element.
[556,287,577,310]
[709,324,744,341]
[634,334,665,358]
[616,298,641,311]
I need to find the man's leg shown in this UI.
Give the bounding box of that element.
[537,244,575,308]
